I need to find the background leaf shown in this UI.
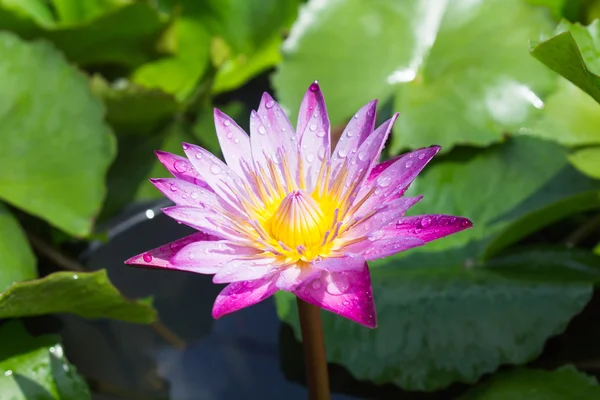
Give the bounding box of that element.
[0,270,157,323]
[0,32,115,237]
[0,203,36,292]
[0,321,91,400]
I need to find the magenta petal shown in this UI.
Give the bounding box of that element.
[294,265,376,328]
[297,81,330,139]
[350,236,426,261]
[214,108,251,176]
[389,214,473,242]
[331,100,377,177]
[162,205,247,243]
[170,241,260,272]
[124,232,218,270]
[275,265,321,291]
[212,277,278,318]
[150,178,221,208]
[212,257,278,283]
[155,151,208,187]
[313,255,365,272]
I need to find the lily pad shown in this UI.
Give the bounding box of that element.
[568,146,600,180]
[0,203,36,292]
[0,32,115,237]
[531,20,600,105]
[274,0,555,152]
[0,269,157,323]
[460,366,600,399]
[0,321,91,399]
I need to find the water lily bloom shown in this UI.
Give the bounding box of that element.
[126,82,472,328]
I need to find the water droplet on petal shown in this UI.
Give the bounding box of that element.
[377,176,391,187]
[188,252,195,259]
[195,152,202,160]
[258,125,267,135]
[312,280,321,290]
[266,100,275,109]
[346,130,355,137]
[309,123,317,132]
[226,132,233,139]
[210,164,221,174]
[326,273,350,295]
[337,149,347,158]
[418,153,425,160]
[182,143,189,150]
[405,160,413,168]
[316,129,326,138]
[234,138,240,144]
[169,184,177,192]
[174,160,188,172]
[191,192,198,199]
[343,300,350,306]
[143,253,153,262]
[223,119,231,126]
[357,150,368,161]
[309,81,319,91]
[306,154,315,163]
[420,216,431,228]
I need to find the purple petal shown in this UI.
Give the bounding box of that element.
[155,151,208,187]
[170,240,260,273]
[182,142,246,212]
[297,82,331,191]
[124,232,218,269]
[294,265,376,328]
[162,205,248,243]
[214,108,251,176]
[331,100,377,177]
[353,146,440,214]
[150,178,222,208]
[275,264,321,291]
[313,255,365,272]
[212,277,278,318]
[345,235,426,261]
[213,257,278,283]
[389,214,473,242]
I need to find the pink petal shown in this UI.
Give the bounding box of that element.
[354,146,440,214]
[293,266,376,328]
[124,232,218,270]
[331,100,377,178]
[345,235,426,261]
[150,178,223,208]
[297,82,331,191]
[155,151,209,188]
[275,264,321,291]
[162,205,248,243]
[170,240,260,273]
[389,214,473,242]
[212,277,278,318]
[214,108,251,176]
[182,143,246,212]
[212,257,278,283]
[313,255,365,272]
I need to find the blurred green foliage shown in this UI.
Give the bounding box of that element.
[0,0,599,397]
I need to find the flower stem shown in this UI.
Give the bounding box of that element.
[296,298,330,400]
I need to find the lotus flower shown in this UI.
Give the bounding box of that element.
[125,82,472,328]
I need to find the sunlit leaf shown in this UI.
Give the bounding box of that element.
[0,203,36,292]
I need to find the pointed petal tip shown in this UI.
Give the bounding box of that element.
[261,91,275,102]
[309,81,321,91]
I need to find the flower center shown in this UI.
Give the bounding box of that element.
[269,190,327,251]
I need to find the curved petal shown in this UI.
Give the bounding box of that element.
[150,178,223,208]
[170,240,260,272]
[388,214,473,242]
[214,108,251,176]
[293,265,376,328]
[162,205,249,243]
[275,264,321,291]
[124,232,218,270]
[212,277,278,318]
[212,257,278,283]
[343,235,426,261]
[313,254,365,272]
[355,146,440,214]
[155,151,209,187]
[297,82,331,191]
[331,100,377,177]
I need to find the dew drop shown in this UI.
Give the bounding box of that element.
[194,152,203,159]
[226,132,233,139]
[281,127,286,132]
[316,130,326,138]
[343,300,350,306]
[174,160,188,172]
[405,160,413,168]
[353,113,359,119]
[234,138,240,144]
[182,143,189,150]
[265,99,275,109]
[169,183,177,192]
[210,164,221,174]
[258,125,267,135]
[223,119,231,126]
[143,253,153,262]
[418,153,425,160]
[377,176,391,187]
[357,150,368,161]
[420,216,431,228]
[312,280,321,290]
[191,192,198,199]
[346,130,355,138]
[309,81,319,91]
[326,274,350,295]
[337,148,347,158]
[306,154,315,163]
[188,252,195,260]
[309,123,317,132]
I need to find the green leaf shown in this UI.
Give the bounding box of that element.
[0,270,157,323]
[0,203,36,292]
[90,75,180,135]
[568,146,600,179]
[484,247,600,284]
[404,137,600,256]
[0,321,91,399]
[0,0,55,27]
[51,0,128,24]
[274,0,555,152]
[132,16,211,100]
[460,366,600,399]
[276,252,592,391]
[0,32,116,237]
[531,20,600,105]
[0,2,167,67]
